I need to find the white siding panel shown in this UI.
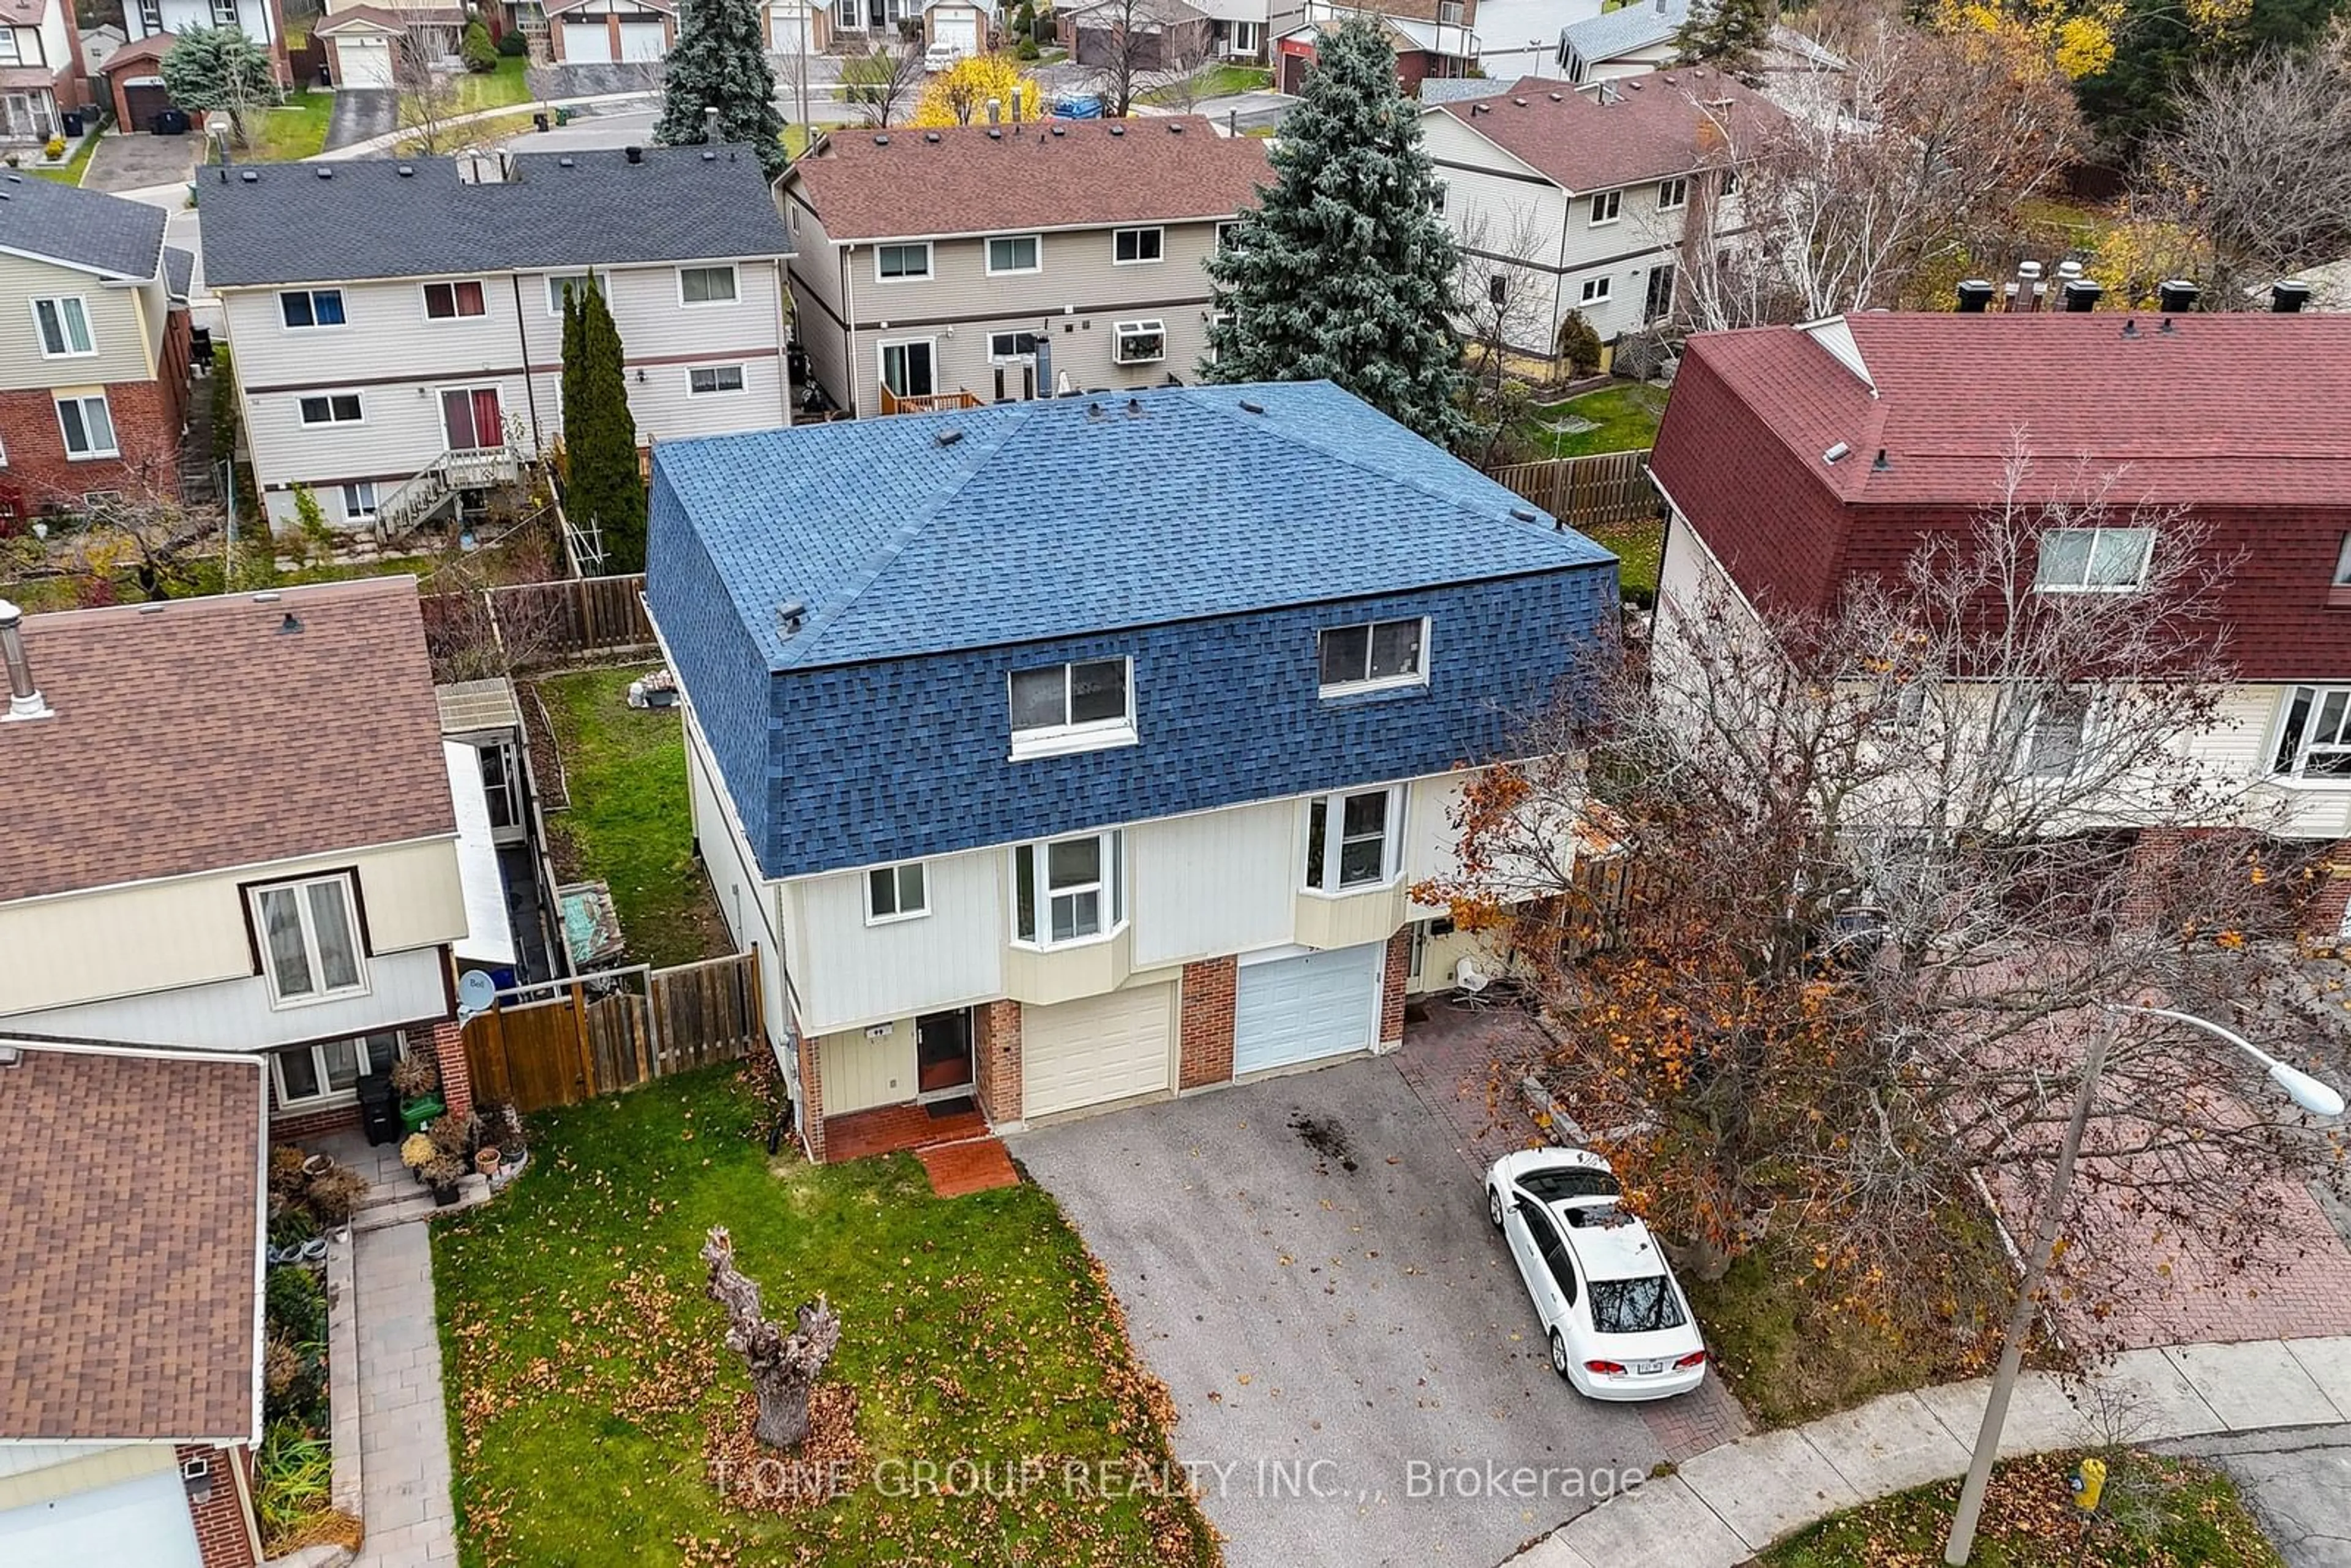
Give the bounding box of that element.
[1405,773,1468,917]
[2,943,452,1050]
[683,705,793,1049]
[1130,799,1296,968]
[790,849,1003,1033]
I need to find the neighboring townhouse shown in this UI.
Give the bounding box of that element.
[1059,0,1213,70]
[120,0,291,85]
[921,0,989,57]
[0,1042,268,1568]
[1552,0,1681,83]
[778,116,1270,416]
[543,0,675,62]
[0,0,92,145]
[1189,0,1272,58]
[1273,0,1478,94]
[197,144,794,533]
[762,0,834,53]
[1648,310,2351,923]
[0,174,195,519]
[317,4,467,87]
[1423,66,1775,350]
[0,581,484,1139]
[645,380,1618,1161]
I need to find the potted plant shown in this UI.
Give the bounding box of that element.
[392,1053,445,1134]
[423,1155,467,1206]
[475,1146,502,1177]
[400,1132,438,1182]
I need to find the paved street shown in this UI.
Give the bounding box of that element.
[2166,1425,2351,1568]
[1012,1052,1663,1568]
[351,1222,460,1568]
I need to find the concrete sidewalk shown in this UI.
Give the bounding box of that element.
[1507,1335,2351,1567]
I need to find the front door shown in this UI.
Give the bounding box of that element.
[442,386,503,451]
[915,1008,974,1097]
[1644,263,1676,324]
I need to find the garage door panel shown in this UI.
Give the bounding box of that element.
[0,1469,202,1568]
[1023,983,1172,1120]
[563,21,616,62]
[1233,943,1381,1076]
[936,15,977,51]
[337,40,394,88]
[619,20,668,59]
[770,10,806,50]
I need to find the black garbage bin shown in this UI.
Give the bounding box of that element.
[357,1071,402,1147]
[59,110,82,137]
[319,62,332,88]
[533,111,549,132]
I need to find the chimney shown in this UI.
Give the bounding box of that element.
[2061,279,2102,312]
[705,105,720,140]
[1955,279,1994,313]
[986,97,1002,125]
[624,144,644,165]
[1011,87,1023,123]
[2005,259,2044,313]
[0,600,50,722]
[2273,280,2312,314]
[2157,279,2199,313]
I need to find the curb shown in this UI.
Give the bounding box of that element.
[1504,1334,2351,1567]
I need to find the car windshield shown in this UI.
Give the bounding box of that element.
[1588,1275,1687,1335]
[1519,1166,1621,1204]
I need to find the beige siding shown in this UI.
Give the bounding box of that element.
[1130,798,1296,967]
[0,1443,179,1512]
[1404,773,1468,917]
[683,702,794,1050]
[787,847,1005,1033]
[0,837,465,1017]
[816,1019,920,1113]
[4,942,452,1049]
[0,256,157,391]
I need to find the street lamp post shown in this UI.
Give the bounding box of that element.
[1941,1003,2344,1566]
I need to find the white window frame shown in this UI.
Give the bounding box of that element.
[422,278,489,321]
[1720,166,1740,198]
[54,391,116,459]
[273,1030,405,1109]
[2033,526,2153,593]
[2270,686,2351,782]
[874,242,933,282]
[864,860,930,925]
[342,481,378,522]
[31,296,94,359]
[1216,220,1240,251]
[1588,189,1621,226]
[677,264,739,306]
[1111,226,1164,264]
[210,0,238,23]
[0,28,21,62]
[1008,656,1136,759]
[687,364,748,396]
[877,336,937,399]
[278,288,347,331]
[1580,276,1611,306]
[986,233,1042,276]
[1112,318,1166,366]
[1010,828,1126,950]
[2335,535,2351,588]
[2020,694,2091,780]
[1302,785,1405,896]
[1318,615,1430,696]
[298,392,365,426]
[1657,176,1688,211]
[546,271,596,315]
[138,0,161,30]
[248,872,372,1008]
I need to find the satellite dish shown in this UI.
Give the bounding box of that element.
[457,970,498,1018]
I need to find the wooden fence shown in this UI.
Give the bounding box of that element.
[1483,449,1663,533]
[421,574,656,673]
[462,951,765,1113]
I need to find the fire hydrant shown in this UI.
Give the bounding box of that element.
[2071,1457,2107,1512]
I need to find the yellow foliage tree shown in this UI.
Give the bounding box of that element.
[1933,0,2124,80]
[2083,214,2216,309]
[910,53,1048,128]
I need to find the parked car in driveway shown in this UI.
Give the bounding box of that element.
[1485,1147,1710,1401]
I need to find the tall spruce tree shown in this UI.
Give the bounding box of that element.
[1201,17,1473,450]
[561,283,647,573]
[1675,0,1774,73]
[654,0,789,178]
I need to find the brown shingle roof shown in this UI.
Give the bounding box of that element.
[0,1045,263,1442]
[0,578,454,904]
[785,116,1272,242]
[99,31,174,72]
[1437,67,1780,192]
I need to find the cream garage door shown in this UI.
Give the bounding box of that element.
[1022,982,1174,1120]
[0,1468,203,1568]
[618,18,668,59]
[563,20,617,62]
[336,37,395,88]
[1232,943,1383,1076]
[769,6,807,50]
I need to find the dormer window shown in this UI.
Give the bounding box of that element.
[2033,527,2151,592]
[1008,658,1135,758]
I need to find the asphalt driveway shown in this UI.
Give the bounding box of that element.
[1011,1056,1663,1568]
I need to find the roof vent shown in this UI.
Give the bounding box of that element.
[874,133,890,146]
[624,144,644,163]
[701,149,717,160]
[1548,92,1562,101]
[239,170,258,182]
[1087,400,1104,419]
[277,612,302,636]
[1872,448,1889,470]
[314,166,333,178]
[987,127,1002,139]
[1509,505,1537,522]
[397,163,416,177]
[558,155,575,167]
[2157,279,2199,313]
[1108,123,1125,135]
[0,1045,18,1068]
[1512,96,1527,106]
[1125,396,1142,416]
[1051,124,1066,136]
[2061,278,2102,312]
[924,130,940,142]
[0,599,51,722]
[1822,440,1850,465]
[1168,121,1183,133]
[1955,279,1994,313]
[2120,318,2139,339]
[776,599,807,636]
[935,428,964,447]
[2273,280,2312,314]
[1237,397,1264,414]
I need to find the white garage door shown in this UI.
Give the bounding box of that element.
[1233,943,1382,1076]
[933,12,978,54]
[618,18,668,59]
[563,20,616,62]
[0,1468,202,1568]
[336,37,395,88]
[769,7,806,51]
[1022,982,1174,1120]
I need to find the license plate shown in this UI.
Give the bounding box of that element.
[1635,1360,1666,1375]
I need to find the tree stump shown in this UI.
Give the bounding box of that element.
[701,1225,841,1450]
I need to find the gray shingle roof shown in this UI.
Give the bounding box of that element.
[198,146,793,288]
[163,244,193,301]
[0,171,167,281]
[1562,0,1687,62]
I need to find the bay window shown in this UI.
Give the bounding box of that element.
[1012,829,1125,947]
[249,872,369,1006]
[1303,786,1403,893]
[2271,686,2351,780]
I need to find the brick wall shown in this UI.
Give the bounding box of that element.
[0,376,183,515]
[178,1444,258,1568]
[1379,931,1410,1047]
[1178,957,1236,1090]
[801,1031,828,1163]
[2119,826,2185,931]
[2305,839,2351,940]
[270,1102,362,1143]
[974,999,1023,1125]
[426,1018,472,1122]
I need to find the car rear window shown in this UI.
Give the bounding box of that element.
[1589,1275,1687,1334]
[1520,1166,1621,1203]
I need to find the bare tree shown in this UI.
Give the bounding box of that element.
[1080,0,1200,117]
[1453,208,1556,463]
[1422,446,2342,1337]
[839,39,925,127]
[701,1227,841,1450]
[393,9,465,154]
[1678,18,2083,328]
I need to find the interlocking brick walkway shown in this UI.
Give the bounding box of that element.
[916,1136,1021,1196]
[351,1221,459,1568]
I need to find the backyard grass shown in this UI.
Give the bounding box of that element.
[1515,381,1668,461]
[784,121,847,159]
[1141,62,1273,103]
[454,56,534,113]
[1761,1449,2283,1567]
[435,1066,1216,1568]
[1585,518,1662,601]
[246,90,336,161]
[532,664,733,967]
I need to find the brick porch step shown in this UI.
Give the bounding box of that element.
[916,1137,1020,1198]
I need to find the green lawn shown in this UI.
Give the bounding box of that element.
[1586,519,1662,601]
[1141,62,1273,104]
[435,1067,1215,1568]
[245,91,337,162]
[28,119,105,185]
[1515,381,1668,460]
[1763,1449,2282,1567]
[532,664,733,968]
[454,56,533,113]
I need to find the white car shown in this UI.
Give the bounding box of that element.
[1486,1147,1709,1401]
[923,41,965,72]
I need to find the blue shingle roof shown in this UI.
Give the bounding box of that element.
[650,380,1611,672]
